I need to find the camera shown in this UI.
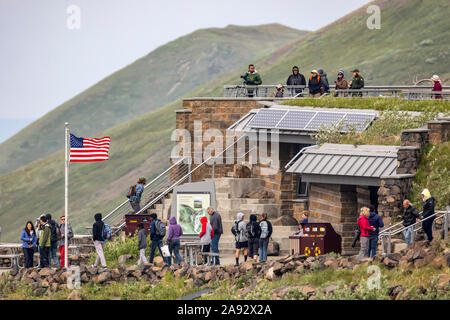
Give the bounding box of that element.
[240,74,247,79]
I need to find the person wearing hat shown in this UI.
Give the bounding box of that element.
[308,70,323,98]
[129,177,147,213]
[334,70,348,97]
[286,66,306,96]
[274,84,284,98]
[349,69,364,97]
[431,75,442,99]
[317,69,330,95]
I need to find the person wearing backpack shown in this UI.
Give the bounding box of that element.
[258,213,273,262]
[92,213,107,268]
[57,215,74,268]
[199,216,214,265]
[38,215,51,268]
[232,212,248,266]
[246,214,261,261]
[149,213,168,264]
[128,177,146,213]
[46,214,60,268]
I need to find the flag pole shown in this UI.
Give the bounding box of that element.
[64,122,69,269]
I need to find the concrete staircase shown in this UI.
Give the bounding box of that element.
[208,177,297,255]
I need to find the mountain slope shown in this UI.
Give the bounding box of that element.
[193,0,450,97]
[0,24,307,175]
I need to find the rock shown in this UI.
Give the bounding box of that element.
[242,188,273,199]
[389,285,405,299]
[267,241,280,256]
[272,262,283,275]
[414,258,426,268]
[153,256,164,267]
[436,274,450,288]
[125,265,138,274]
[94,271,110,283]
[51,283,59,292]
[184,278,193,287]
[300,285,316,296]
[265,267,274,281]
[323,284,337,295]
[432,254,450,268]
[383,257,399,268]
[9,266,19,277]
[225,264,236,274]
[67,290,81,300]
[81,273,89,283]
[118,254,133,264]
[272,216,298,226]
[39,268,51,277]
[41,280,50,288]
[241,261,253,272]
[87,266,98,275]
[324,260,339,270]
[387,253,402,262]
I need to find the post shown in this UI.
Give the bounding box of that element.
[445,207,450,240]
[64,122,70,269]
[188,158,192,183]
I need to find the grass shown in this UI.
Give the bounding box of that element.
[282,97,450,113]
[314,108,441,146]
[409,142,450,210]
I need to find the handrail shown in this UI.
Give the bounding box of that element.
[102,156,188,222]
[388,210,447,236]
[284,145,317,169]
[113,134,248,231]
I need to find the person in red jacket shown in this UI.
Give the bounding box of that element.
[431,75,442,99]
[357,207,375,257]
[199,216,214,265]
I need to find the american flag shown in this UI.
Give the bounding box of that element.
[70,134,110,162]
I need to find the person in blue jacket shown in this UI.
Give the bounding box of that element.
[21,221,38,268]
[367,205,384,257]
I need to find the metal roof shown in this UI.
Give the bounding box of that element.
[286,143,399,186]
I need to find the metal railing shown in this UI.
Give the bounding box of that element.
[223,85,450,100]
[379,209,449,255]
[284,145,317,170]
[102,156,190,231]
[112,134,248,232]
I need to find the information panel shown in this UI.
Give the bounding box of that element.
[176,192,211,235]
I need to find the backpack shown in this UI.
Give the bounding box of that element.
[102,222,112,241]
[260,220,269,239]
[246,221,260,239]
[50,220,59,243]
[231,221,238,236]
[154,220,166,237]
[126,185,136,199]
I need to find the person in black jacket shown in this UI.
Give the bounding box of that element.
[247,214,261,260]
[286,66,306,96]
[258,213,272,262]
[45,213,60,268]
[420,189,435,241]
[317,69,330,95]
[92,213,107,268]
[398,200,420,246]
[308,70,323,97]
[367,205,384,257]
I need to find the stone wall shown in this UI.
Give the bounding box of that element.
[427,118,450,144]
[308,183,359,255]
[396,146,421,174]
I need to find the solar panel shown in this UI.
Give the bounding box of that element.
[247,108,287,128]
[305,112,346,130]
[342,113,375,132]
[277,110,316,130]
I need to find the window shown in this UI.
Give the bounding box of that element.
[296,175,309,197]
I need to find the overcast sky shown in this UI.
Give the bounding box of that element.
[0,0,371,120]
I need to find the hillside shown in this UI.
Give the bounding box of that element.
[1,0,450,242]
[0,24,307,175]
[193,0,450,97]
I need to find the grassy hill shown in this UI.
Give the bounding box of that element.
[0,24,307,175]
[193,0,450,97]
[1,0,450,242]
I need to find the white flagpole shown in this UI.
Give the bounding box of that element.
[64,122,69,269]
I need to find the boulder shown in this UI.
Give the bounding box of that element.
[39,268,51,277]
[413,258,426,268]
[153,256,164,267]
[272,262,284,275]
[267,241,280,256]
[383,257,399,268]
[432,254,450,268]
[118,254,133,265]
[324,259,339,270]
[94,271,110,284]
[300,285,316,297]
[323,284,338,295]
[436,274,450,288]
[265,267,274,281]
